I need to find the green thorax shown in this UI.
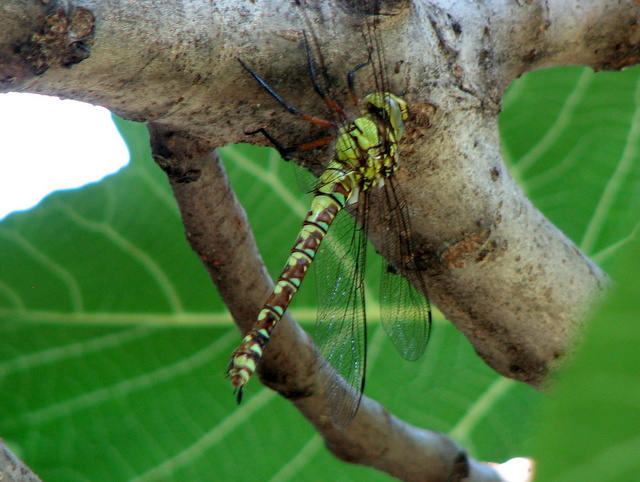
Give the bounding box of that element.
[330,92,409,196]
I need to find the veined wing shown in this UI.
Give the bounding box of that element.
[379,175,431,361]
[314,202,368,429]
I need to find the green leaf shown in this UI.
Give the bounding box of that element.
[2,64,639,480]
[501,66,640,261]
[502,66,640,480]
[530,228,640,481]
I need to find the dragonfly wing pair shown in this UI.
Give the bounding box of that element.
[314,170,431,428]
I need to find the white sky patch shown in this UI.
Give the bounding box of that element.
[0,93,130,220]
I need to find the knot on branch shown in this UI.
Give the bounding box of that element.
[16,5,95,75]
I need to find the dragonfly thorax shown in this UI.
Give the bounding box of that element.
[335,92,407,193]
[361,92,409,141]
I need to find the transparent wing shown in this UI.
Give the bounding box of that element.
[314,203,368,429]
[378,176,431,361]
[290,159,322,194]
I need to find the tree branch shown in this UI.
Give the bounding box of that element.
[0,439,42,482]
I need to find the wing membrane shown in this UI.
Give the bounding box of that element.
[314,204,367,428]
[379,176,431,361]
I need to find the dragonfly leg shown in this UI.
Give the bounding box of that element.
[302,31,348,118]
[245,127,297,159]
[347,59,371,107]
[246,127,333,160]
[237,57,333,128]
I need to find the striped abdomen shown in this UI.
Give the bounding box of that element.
[227,164,359,401]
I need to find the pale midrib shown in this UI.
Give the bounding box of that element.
[223,146,308,218]
[3,330,238,430]
[0,226,83,311]
[57,201,185,313]
[515,68,593,174]
[0,307,319,325]
[581,78,640,254]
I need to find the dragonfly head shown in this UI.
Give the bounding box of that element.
[362,93,409,140]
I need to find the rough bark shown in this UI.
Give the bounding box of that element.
[0,439,42,482]
[1,0,637,480]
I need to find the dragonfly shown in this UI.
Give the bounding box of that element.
[228,0,431,428]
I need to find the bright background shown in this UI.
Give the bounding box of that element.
[0,93,129,220]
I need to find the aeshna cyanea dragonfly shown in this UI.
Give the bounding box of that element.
[228,1,431,428]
